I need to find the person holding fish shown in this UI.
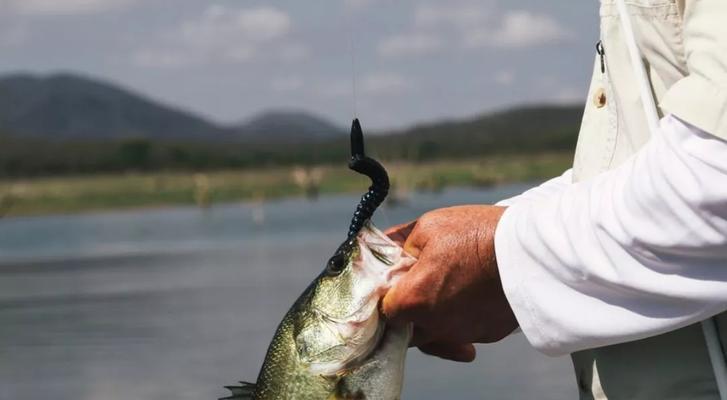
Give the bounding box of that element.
[223,1,727,398]
[384,0,727,399]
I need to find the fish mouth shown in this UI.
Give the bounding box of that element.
[336,225,415,327]
[307,225,415,376]
[356,223,416,287]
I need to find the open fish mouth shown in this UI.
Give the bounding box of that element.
[303,224,416,376]
[333,224,416,329]
[355,223,416,288]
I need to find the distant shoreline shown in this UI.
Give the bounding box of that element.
[0,152,572,217]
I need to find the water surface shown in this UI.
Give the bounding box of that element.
[0,185,577,399]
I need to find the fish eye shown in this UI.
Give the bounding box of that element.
[326,253,346,276]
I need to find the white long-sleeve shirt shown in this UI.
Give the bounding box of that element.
[495,114,727,356]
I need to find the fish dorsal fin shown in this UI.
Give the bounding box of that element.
[220,381,256,400]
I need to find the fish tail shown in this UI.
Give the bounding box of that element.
[220,381,256,400]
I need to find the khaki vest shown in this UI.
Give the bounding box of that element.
[572,0,727,398]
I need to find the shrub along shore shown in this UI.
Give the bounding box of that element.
[0,152,571,217]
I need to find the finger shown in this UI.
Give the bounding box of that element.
[410,325,437,348]
[385,220,417,247]
[382,269,424,324]
[400,226,424,260]
[418,342,476,363]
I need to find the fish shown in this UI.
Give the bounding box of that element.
[221,119,416,400]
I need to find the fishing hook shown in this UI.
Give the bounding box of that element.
[346,118,389,239]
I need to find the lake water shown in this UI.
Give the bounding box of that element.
[0,185,577,400]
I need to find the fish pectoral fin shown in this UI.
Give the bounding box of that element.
[219,381,256,400]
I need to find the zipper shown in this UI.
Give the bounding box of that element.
[596,40,605,74]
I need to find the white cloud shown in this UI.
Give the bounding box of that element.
[132,5,301,68]
[378,33,444,57]
[466,11,571,48]
[404,4,570,50]
[414,3,491,28]
[2,0,135,16]
[271,76,304,92]
[180,5,290,45]
[361,73,411,95]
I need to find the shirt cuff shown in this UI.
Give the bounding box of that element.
[495,202,563,356]
[660,75,727,140]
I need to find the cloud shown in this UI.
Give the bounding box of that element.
[414,3,491,28]
[378,33,444,57]
[407,4,569,50]
[180,5,291,44]
[466,11,571,48]
[132,5,299,68]
[2,0,135,16]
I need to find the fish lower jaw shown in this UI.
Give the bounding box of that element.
[304,318,386,377]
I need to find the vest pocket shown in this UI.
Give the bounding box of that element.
[572,53,618,182]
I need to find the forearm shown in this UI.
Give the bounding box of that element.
[496,114,727,356]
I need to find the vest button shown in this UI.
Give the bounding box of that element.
[593,87,607,108]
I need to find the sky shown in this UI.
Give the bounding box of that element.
[0,0,599,130]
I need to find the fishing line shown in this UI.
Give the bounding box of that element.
[344,5,397,232]
[346,7,359,119]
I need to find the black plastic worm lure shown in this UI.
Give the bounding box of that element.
[346,118,389,239]
[324,118,390,275]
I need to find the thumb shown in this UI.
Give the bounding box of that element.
[385,220,417,247]
[382,267,421,324]
[418,342,477,363]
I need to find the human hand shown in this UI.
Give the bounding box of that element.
[383,205,518,362]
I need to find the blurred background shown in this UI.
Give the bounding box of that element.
[0,1,599,399]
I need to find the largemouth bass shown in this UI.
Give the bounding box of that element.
[222,120,416,400]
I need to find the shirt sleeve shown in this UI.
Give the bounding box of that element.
[496,114,727,356]
[495,169,573,207]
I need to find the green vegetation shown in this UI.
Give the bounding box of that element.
[0,153,572,216]
[0,104,582,177]
[0,73,583,216]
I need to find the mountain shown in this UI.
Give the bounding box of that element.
[234,110,344,142]
[366,104,583,160]
[0,98,582,176]
[0,72,347,142]
[0,72,579,150]
[0,73,226,140]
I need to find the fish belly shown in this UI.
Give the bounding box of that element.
[336,324,412,400]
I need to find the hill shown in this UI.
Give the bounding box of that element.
[370,104,583,160]
[0,73,225,140]
[235,110,344,142]
[0,72,584,177]
[0,73,344,142]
